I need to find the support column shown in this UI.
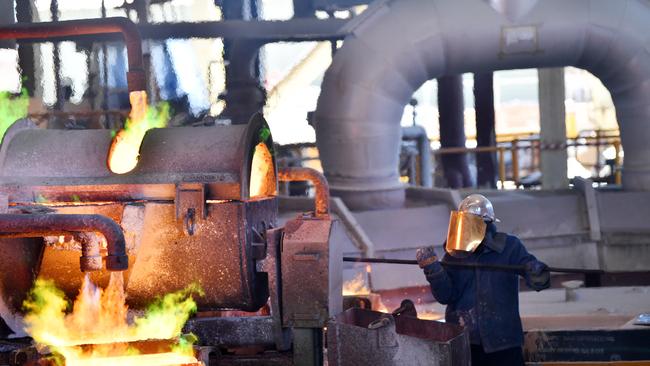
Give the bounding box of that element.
[220,0,265,125]
[49,0,63,110]
[438,75,472,188]
[474,72,497,188]
[293,0,315,17]
[538,68,568,189]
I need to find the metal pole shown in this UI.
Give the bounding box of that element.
[498,146,506,187]
[511,139,519,186]
[342,256,606,275]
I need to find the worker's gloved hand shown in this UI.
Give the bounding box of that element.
[525,261,551,291]
[416,246,438,269]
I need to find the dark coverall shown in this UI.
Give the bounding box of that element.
[422,223,549,366]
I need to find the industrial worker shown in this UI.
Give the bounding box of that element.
[416,194,550,366]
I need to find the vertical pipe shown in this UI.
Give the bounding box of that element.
[50,0,62,111]
[101,0,109,128]
[474,72,497,188]
[220,0,265,125]
[15,0,35,96]
[401,125,433,187]
[438,74,472,188]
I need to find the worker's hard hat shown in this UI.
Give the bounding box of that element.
[458,194,500,223]
[445,194,499,258]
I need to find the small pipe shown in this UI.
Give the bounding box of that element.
[342,257,606,275]
[278,167,330,217]
[0,214,128,272]
[0,17,145,93]
[402,125,433,188]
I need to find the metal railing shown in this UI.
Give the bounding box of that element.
[433,134,622,187]
[276,130,623,190]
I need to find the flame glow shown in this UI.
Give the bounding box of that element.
[108,91,169,174]
[342,273,371,296]
[23,273,203,365]
[250,142,277,198]
[0,89,28,140]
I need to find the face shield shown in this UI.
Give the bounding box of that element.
[445,211,487,258]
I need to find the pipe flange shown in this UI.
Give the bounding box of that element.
[80,255,103,272]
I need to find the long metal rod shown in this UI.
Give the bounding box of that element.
[342,256,606,275]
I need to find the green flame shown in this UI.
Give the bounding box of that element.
[0,89,29,141]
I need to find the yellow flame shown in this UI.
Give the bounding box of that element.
[108,91,169,174]
[0,89,28,140]
[342,273,371,296]
[65,352,200,366]
[23,273,203,365]
[416,310,444,321]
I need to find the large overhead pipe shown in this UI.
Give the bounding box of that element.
[0,17,145,93]
[0,214,128,272]
[315,0,650,209]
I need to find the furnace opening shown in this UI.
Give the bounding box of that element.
[250,142,277,198]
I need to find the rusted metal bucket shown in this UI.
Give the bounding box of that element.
[327,308,470,366]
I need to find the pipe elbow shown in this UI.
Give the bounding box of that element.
[278,167,330,217]
[0,213,129,272]
[86,214,129,272]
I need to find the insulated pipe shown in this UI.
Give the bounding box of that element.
[315,0,650,209]
[0,214,128,272]
[0,17,145,92]
[278,167,330,217]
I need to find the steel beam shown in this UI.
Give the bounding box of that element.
[14,18,349,44]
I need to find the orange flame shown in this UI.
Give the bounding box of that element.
[250,142,277,198]
[108,91,169,174]
[342,273,371,296]
[23,273,203,365]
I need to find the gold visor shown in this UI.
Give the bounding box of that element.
[445,211,487,257]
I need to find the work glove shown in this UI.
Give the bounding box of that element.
[415,246,438,268]
[524,261,551,291]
